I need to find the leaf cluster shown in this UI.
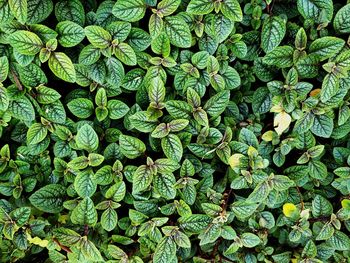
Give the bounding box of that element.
[1,0,350,263]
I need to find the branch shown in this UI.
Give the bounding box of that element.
[10,70,23,91]
[53,238,72,254]
[84,224,89,236]
[295,186,304,210]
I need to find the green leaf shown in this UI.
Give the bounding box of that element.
[18,63,47,87]
[166,100,192,119]
[11,207,31,226]
[187,0,214,15]
[107,100,129,119]
[107,244,127,259]
[89,153,104,167]
[112,0,146,22]
[29,184,66,213]
[106,57,125,87]
[297,0,333,21]
[107,21,131,42]
[309,37,345,61]
[27,0,53,24]
[8,30,43,55]
[76,124,99,152]
[241,233,261,248]
[316,223,334,241]
[9,0,27,23]
[161,134,183,162]
[308,160,327,180]
[149,77,166,104]
[154,173,176,199]
[27,123,47,145]
[225,242,240,255]
[152,123,169,138]
[168,119,189,132]
[164,16,192,48]
[129,111,158,133]
[68,156,89,170]
[334,167,350,177]
[149,14,164,40]
[207,55,220,75]
[79,45,101,65]
[252,87,272,114]
[42,101,66,124]
[67,98,94,119]
[312,194,333,217]
[36,86,61,104]
[76,238,103,261]
[88,153,104,166]
[247,182,270,203]
[74,170,97,198]
[295,54,319,78]
[155,158,180,174]
[307,145,324,158]
[199,223,221,245]
[213,25,238,48]
[222,66,241,90]
[203,90,230,117]
[173,230,191,248]
[294,112,315,133]
[105,181,126,202]
[57,21,85,47]
[231,201,258,221]
[334,4,350,34]
[263,46,294,68]
[55,0,85,26]
[153,236,177,263]
[310,114,333,138]
[0,56,9,82]
[0,86,9,111]
[53,228,81,246]
[220,0,242,21]
[132,165,153,193]
[114,43,137,66]
[119,135,146,159]
[157,0,181,16]
[239,128,258,148]
[8,98,35,122]
[0,1,13,25]
[71,197,98,226]
[328,231,350,251]
[261,16,286,53]
[127,28,151,52]
[48,52,76,83]
[320,73,339,103]
[85,25,111,49]
[101,208,118,232]
[178,214,211,233]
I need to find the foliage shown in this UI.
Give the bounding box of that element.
[0,0,350,262]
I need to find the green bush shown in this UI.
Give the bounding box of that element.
[1,0,350,262]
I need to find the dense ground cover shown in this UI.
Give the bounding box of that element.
[0,0,350,262]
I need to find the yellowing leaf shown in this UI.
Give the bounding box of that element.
[270,105,283,113]
[274,111,291,135]
[247,146,258,157]
[58,214,69,224]
[341,199,350,210]
[283,203,298,218]
[228,153,244,169]
[310,88,321,97]
[27,235,49,247]
[262,131,274,142]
